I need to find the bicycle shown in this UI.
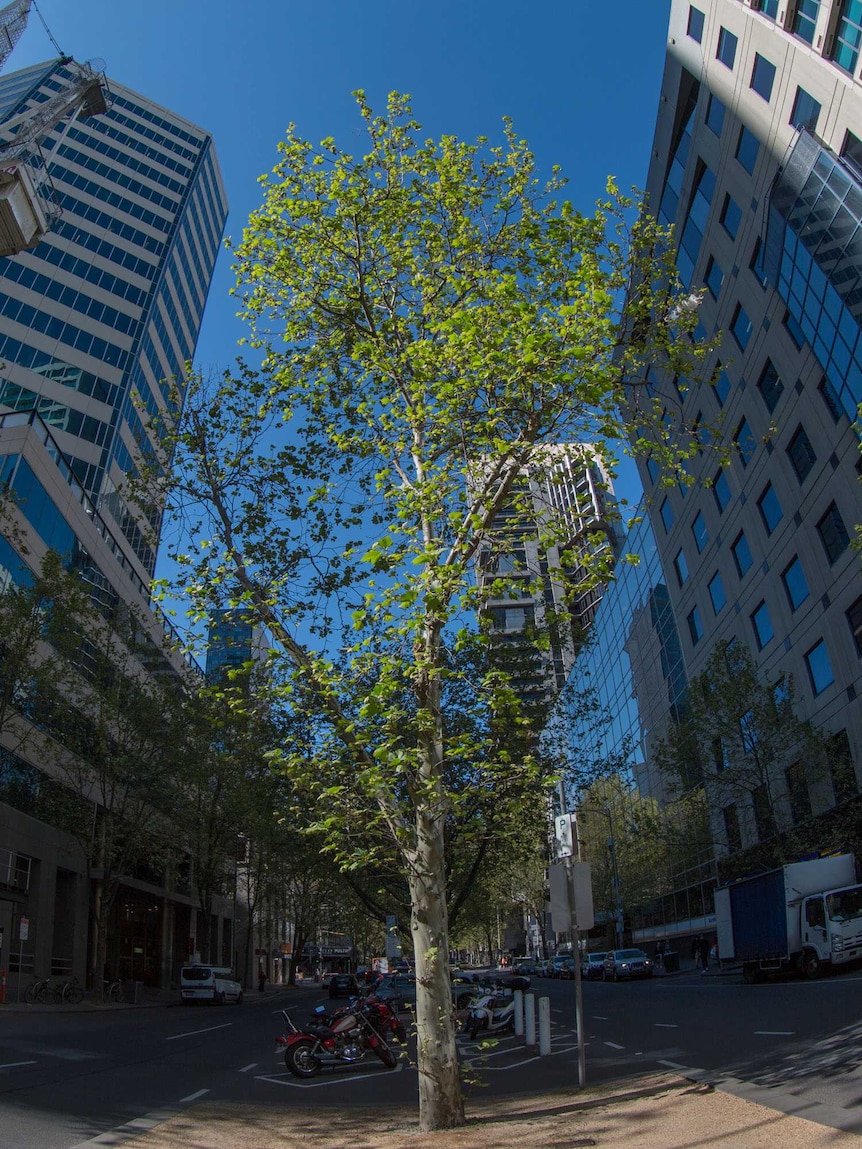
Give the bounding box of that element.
[103,978,124,1003]
[59,976,84,1005]
[24,976,51,1004]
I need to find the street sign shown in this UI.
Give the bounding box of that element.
[549,861,594,932]
[18,916,28,941]
[554,814,575,858]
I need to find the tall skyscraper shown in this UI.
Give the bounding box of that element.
[636,0,862,867]
[0,56,228,991]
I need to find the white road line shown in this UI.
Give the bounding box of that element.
[239,1063,258,1073]
[179,1088,210,1103]
[659,1059,689,1070]
[0,1060,38,1069]
[256,1060,405,1089]
[166,1023,233,1041]
[592,1015,609,1020]
[754,1030,794,1035]
[604,1041,625,1050]
[654,1023,679,1028]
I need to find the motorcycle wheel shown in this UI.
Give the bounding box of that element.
[372,1040,397,1069]
[394,1021,407,1044]
[285,1039,322,1078]
[468,1017,482,1040]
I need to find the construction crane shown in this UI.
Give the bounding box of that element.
[0,58,109,256]
[0,0,31,75]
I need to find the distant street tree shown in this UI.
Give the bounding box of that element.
[153,92,706,1130]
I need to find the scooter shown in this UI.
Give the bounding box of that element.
[463,984,516,1040]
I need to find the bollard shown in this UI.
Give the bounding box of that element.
[0,969,5,1005]
[538,996,551,1055]
[514,988,524,1037]
[524,992,536,1047]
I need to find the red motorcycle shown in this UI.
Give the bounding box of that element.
[277,994,404,1078]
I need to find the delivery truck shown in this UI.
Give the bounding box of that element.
[714,854,862,983]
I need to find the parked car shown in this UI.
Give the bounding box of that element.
[180,965,243,1005]
[374,973,417,1011]
[552,956,575,979]
[602,948,653,981]
[581,951,607,980]
[328,973,360,998]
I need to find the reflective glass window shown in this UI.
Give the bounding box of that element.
[790,87,821,131]
[720,194,742,239]
[674,549,689,586]
[713,366,730,406]
[783,308,805,348]
[705,255,724,298]
[846,595,862,655]
[759,0,780,17]
[750,54,776,101]
[805,639,834,695]
[782,556,810,610]
[787,424,816,482]
[713,468,731,511]
[833,0,861,72]
[736,126,760,173]
[691,511,709,552]
[757,359,783,412]
[688,5,706,41]
[717,26,738,68]
[793,0,820,43]
[817,502,849,563]
[734,417,757,465]
[660,497,675,532]
[708,571,727,614]
[757,483,783,533]
[688,605,704,644]
[732,531,753,577]
[841,129,862,178]
[751,600,774,649]
[818,376,843,422]
[706,94,725,136]
[646,456,660,484]
[731,303,753,349]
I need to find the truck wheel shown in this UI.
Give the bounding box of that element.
[802,950,823,979]
[742,963,760,984]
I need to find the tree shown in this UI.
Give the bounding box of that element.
[152,92,706,1130]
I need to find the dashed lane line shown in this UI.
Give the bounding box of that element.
[166,1023,233,1042]
[604,1041,625,1050]
[753,1030,794,1036]
[0,1060,37,1069]
[239,1063,258,1072]
[178,1089,210,1104]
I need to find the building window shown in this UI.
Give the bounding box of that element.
[753,784,777,841]
[720,193,742,239]
[818,375,843,422]
[787,425,816,482]
[841,129,862,179]
[817,502,849,563]
[712,468,731,512]
[713,365,730,406]
[833,1,862,74]
[786,761,812,823]
[790,86,821,131]
[723,803,742,851]
[706,94,726,137]
[757,359,783,413]
[847,595,862,656]
[749,236,769,288]
[736,125,760,173]
[792,0,820,44]
[660,497,675,532]
[717,26,738,68]
[783,308,805,348]
[805,639,834,695]
[688,605,704,645]
[646,456,660,484]
[674,548,690,586]
[732,531,753,577]
[705,255,724,299]
[751,600,774,649]
[712,736,729,773]
[827,730,858,802]
[757,483,783,533]
[750,53,776,101]
[759,0,780,18]
[734,417,757,465]
[708,570,726,614]
[782,556,810,611]
[691,511,709,552]
[730,303,753,349]
[687,4,706,41]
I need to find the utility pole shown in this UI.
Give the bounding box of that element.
[556,780,586,1089]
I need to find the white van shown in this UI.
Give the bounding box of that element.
[180,965,243,1005]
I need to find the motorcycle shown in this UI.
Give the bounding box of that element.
[277,995,401,1078]
[463,983,516,1040]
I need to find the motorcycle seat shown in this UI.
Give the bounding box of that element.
[306,1023,335,1039]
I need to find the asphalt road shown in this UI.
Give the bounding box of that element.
[2,967,862,1148]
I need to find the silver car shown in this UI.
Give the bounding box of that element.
[581,951,607,980]
[602,948,653,981]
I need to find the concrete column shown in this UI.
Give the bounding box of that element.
[514,988,524,1036]
[539,996,551,1055]
[524,992,536,1047]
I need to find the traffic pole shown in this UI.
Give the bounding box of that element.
[1,968,6,1004]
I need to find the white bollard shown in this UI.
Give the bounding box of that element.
[524,992,536,1047]
[538,996,551,1055]
[514,988,524,1037]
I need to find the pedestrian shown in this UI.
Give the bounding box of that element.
[697,935,710,974]
[690,935,701,968]
[258,964,267,993]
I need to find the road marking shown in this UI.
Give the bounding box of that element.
[166,1023,233,1041]
[659,1059,689,1070]
[256,1060,405,1089]
[0,1060,37,1069]
[754,1030,794,1036]
[604,1041,625,1050]
[592,1015,609,1020]
[654,1023,679,1028]
[179,1089,210,1103]
[239,1063,258,1072]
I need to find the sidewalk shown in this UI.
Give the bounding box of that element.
[106,1073,862,1149]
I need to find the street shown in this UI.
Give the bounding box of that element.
[2,968,862,1148]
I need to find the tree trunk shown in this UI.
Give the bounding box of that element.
[90,878,107,1003]
[409,808,465,1132]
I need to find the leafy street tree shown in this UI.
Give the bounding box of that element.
[154,92,706,1130]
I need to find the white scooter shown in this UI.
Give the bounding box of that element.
[463,984,516,1040]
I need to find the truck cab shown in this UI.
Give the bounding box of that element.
[799,886,862,977]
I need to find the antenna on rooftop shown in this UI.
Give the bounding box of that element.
[31,0,62,58]
[0,0,32,72]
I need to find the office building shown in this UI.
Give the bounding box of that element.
[0,56,228,992]
[635,0,862,869]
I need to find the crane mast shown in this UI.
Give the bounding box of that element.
[0,0,31,75]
